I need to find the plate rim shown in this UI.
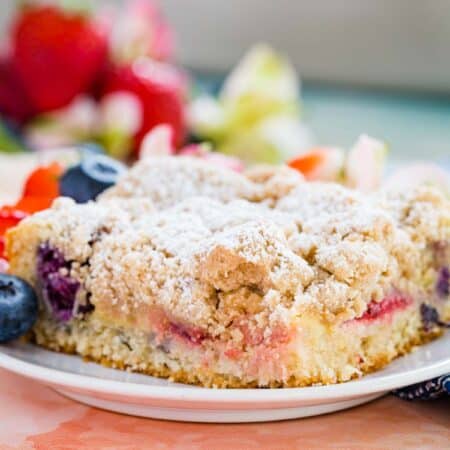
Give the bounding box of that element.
[0,336,448,405]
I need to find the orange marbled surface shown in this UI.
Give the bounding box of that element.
[0,369,448,450]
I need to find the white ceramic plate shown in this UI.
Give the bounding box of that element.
[0,334,449,423]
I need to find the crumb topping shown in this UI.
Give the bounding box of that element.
[7,157,450,339]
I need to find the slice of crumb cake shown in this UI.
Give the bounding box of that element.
[6,157,449,388]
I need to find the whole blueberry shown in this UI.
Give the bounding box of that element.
[59,153,126,203]
[0,274,38,343]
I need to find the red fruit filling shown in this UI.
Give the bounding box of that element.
[169,322,207,345]
[353,293,413,324]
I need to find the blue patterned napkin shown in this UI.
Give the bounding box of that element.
[393,374,450,400]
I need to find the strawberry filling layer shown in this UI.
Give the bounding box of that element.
[351,293,413,325]
[168,322,208,345]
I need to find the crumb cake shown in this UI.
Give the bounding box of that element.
[6,157,450,388]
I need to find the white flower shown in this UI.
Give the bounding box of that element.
[189,44,311,164]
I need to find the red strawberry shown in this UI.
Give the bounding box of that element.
[102,59,187,152]
[0,57,35,123]
[11,5,108,113]
[0,206,28,236]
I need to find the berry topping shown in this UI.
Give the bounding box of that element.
[60,153,126,203]
[37,243,79,322]
[0,273,38,343]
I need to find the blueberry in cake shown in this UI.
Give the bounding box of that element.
[6,156,450,387]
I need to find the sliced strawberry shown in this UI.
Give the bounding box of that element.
[0,163,61,257]
[14,196,56,214]
[23,162,63,198]
[0,195,55,261]
[0,205,28,236]
[11,5,108,113]
[289,151,324,175]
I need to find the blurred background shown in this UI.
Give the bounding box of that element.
[0,0,449,158]
[162,0,450,159]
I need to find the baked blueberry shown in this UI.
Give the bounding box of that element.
[37,243,79,322]
[0,274,38,343]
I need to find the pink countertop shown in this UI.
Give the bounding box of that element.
[0,368,448,450]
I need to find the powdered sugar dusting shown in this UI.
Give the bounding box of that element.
[8,157,450,337]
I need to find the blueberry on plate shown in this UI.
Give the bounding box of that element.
[59,153,126,203]
[0,274,38,343]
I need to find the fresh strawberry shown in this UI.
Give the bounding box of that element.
[0,207,28,262]
[0,57,35,123]
[14,196,56,214]
[11,5,108,113]
[102,59,187,153]
[0,163,63,255]
[0,206,28,236]
[22,162,63,198]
